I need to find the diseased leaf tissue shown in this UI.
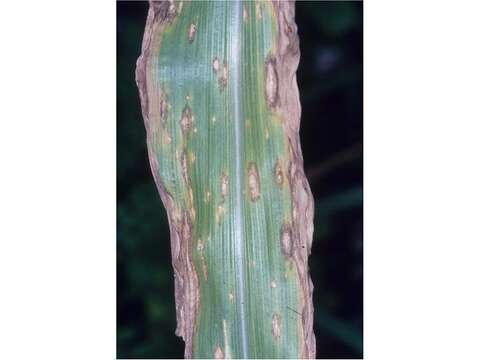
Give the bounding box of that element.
[136,1,315,358]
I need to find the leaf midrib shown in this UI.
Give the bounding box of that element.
[230,0,249,358]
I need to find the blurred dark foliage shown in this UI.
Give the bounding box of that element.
[117,1,363,358]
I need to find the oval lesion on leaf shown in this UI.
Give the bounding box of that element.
[280,223,293,258]
[212,57,220,74]
[220,173,229,199]
[272,313,281,340]
[204,190,211,203]
[188,23,197,42]
[219,61,228,89]
[159,90,169,126]
[265,56,279,109]
[215,203,225,224]
[180,105,193,135]
[247,162,261,202]
[274,160,284,186]
[196,239,208,280]
[179,150,189,183]
[212,57,228,90]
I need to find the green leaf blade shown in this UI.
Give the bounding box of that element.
[136,1,315,358]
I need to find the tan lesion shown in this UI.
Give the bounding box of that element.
[247,162,261,202]
[179,150,189,182]
[196,239,208,280]
[274,160,284,186]
[211,57,228,90]
[212,57,220,73]
[180,104,193,134]
[204,190,211,203]
[215,203,225,224]
[280,223,293,258]
[188,23,197,42]
[219,61,228,89]
[159,90,169,126]
[220,173,229,199]
[265,57,279,109]
[272,313,281,340]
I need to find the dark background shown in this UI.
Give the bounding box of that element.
[117,1,363,358]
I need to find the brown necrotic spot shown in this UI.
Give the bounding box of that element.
[212,58,228,90]
[274,160,284,186]
[265,57,279,108]
[180,105,193,134]
[281,223,293,257]
[247,162,261,201]
[272,313,281,340]
[220,173,229,198]
[219,61,228,89]
[159,93,169,125]
[188,23,196,42]
[180,150,188,182]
